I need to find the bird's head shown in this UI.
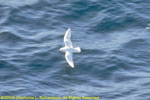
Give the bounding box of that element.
[59,47,66,52]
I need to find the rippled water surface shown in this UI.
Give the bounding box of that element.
[0,0,150,99]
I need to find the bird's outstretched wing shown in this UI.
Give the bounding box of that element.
[64,28,73,48]
[65,51,74,68]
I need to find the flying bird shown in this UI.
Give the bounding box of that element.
[59,28,81,68]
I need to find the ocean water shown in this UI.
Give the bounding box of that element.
[0,0,150,99]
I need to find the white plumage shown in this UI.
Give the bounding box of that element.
[59,28,81,68]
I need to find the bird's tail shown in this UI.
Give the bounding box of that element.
[73,47,81,53]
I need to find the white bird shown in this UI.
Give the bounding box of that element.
[59,28,81,68]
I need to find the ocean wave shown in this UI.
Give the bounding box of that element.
[0,0,39,8]
[0,30,24,44]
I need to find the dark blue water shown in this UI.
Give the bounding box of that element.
[0,0,150,99]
